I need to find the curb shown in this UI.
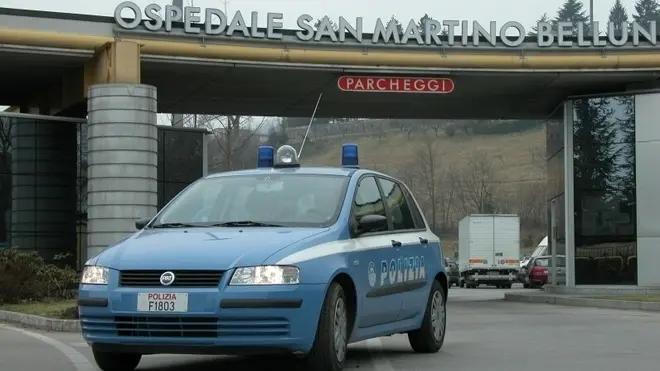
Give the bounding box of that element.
[0,310,80,332]
[504,293,660,312]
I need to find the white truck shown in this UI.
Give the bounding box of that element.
[458,214,520,289]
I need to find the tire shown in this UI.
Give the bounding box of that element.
[503,283,512,289]
[92,349,141,371]
[306,282,349,371]
[523,283,530,288]
[459,279,465,288]
[408,280,446,353]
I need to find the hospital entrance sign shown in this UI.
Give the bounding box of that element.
[114,1,660,48]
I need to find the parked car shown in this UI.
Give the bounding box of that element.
[521,255,566,288]
[444,257,460,287]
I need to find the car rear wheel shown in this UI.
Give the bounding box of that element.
[408,279,446,353]
[92,349,141,371]
[307,282,348,371]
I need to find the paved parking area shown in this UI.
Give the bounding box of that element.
[2,286,660,371]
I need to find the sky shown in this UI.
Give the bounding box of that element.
[0,0,642,121]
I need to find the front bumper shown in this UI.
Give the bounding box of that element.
[466,273,516,282]
[78,281,327,355]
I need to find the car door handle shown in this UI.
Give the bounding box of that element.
[419,237,428,244]
[391,240,402,248]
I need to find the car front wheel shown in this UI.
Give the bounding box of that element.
[307,282,349,371]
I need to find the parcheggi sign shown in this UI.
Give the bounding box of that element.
[114,1,659,47]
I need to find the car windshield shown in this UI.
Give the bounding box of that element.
[535,257,566,267]
[152,173,349,228]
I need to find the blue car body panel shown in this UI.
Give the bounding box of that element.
[78,166,446,355]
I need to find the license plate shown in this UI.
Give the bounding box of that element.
[488,271,498,276]
[137,293,188,312]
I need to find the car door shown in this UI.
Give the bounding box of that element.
[377,177,431,322]
[350,175,402,328]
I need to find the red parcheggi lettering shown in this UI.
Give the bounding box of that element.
[337,76,454,94]
[147,293,177,300]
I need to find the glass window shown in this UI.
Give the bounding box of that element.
[353,176,386,222]
[378,178,416,230]
[534,258,549,267]
[572,96,637,285]
[400,183,426,229]
[535,257,566,267]
[157,128,205,209]
[154,174,348,228]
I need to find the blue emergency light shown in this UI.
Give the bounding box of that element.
[257,145,275,168]
[341,143,359,168]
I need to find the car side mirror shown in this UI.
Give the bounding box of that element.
[135,217,152,230]
[357,214,388,234]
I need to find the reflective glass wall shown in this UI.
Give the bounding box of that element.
[0,114,84,268]
[572,96,637,285]
[546,109,566,285]
[157,127,207,209]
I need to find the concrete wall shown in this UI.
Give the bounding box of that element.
[634,93,660,286]
[86,84,158,260]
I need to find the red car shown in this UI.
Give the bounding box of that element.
[521,255,566,288]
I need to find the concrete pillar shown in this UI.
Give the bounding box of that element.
[86,84,158,259]
[10,115,77,263]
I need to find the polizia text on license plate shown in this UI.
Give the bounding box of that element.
[137,292,189,312]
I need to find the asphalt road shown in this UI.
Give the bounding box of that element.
[3,286,660,371]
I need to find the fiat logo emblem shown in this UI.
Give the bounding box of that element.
[160,271,175,286]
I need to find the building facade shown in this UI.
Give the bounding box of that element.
[552,91,660,287]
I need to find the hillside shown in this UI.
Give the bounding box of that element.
[301,128,545,182]
[298,124,547,256]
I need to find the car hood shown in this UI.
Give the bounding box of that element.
[95,227,329,270]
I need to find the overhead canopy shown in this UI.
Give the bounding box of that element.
[2,45,659,119]
[143,57,659,119]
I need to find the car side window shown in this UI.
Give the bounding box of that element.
[378,178,416,231]
[400,183,426,229]
[353,176,386,223]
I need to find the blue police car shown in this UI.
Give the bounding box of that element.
[78,144,448,371]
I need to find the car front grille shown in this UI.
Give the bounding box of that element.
[119,270,224,287]
[115,316,219,338]
[112,316,291,338]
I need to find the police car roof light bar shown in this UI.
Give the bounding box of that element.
[341,143,359,168]
[273,145,301,168]
[257,145,275,168]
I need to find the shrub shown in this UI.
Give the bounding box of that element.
[0,248,78,304]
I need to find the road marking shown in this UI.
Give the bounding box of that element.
[70,342,89,348]
[365,338,396,371]
[0,324,95,371]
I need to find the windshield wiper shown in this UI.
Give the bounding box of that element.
[150,222,200,228]
[209,221,285,227]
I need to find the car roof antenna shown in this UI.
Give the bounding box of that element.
[298,92,323,160]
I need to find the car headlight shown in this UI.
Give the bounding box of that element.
[229,265,299,285]
[81,266,109,285]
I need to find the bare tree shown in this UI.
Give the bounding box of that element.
[169,114,267,172]
[198,115,267,171]
[454,150,497,215]
[408,134,456,234]
[515,181,547,230]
